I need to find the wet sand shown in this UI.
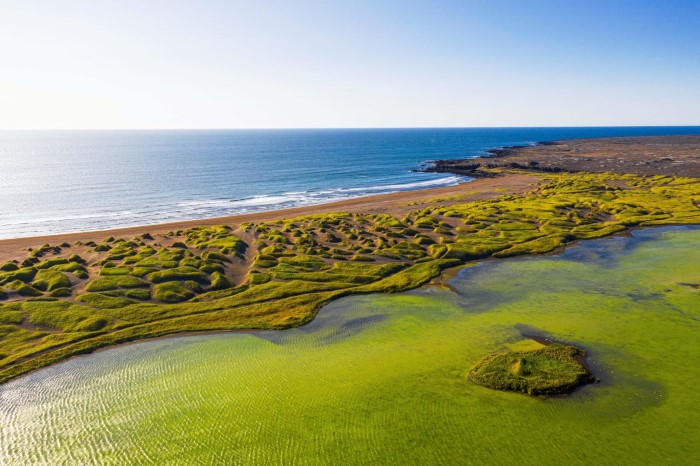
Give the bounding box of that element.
[0,174,538,260]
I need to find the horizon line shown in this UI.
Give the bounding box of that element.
[2,124,700,132]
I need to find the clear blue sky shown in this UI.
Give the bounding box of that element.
[1,0,698,129]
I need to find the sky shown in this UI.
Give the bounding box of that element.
[0,0,699,129]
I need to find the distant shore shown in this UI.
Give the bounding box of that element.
[425,135,700,178]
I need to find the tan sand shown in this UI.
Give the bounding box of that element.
[0,173,538,261]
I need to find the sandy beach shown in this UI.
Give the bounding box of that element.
[0,173,538,260]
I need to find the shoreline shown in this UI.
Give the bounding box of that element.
[0,174,467,243]
[3,134,698,249]
[0,174,537,259]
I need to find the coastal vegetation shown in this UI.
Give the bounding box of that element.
[3,226,698,464]
[467,343,597,396]
[0,170,698,384]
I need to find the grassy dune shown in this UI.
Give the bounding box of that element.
[0,170,698,384]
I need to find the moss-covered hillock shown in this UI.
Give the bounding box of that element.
[468,343,597,396]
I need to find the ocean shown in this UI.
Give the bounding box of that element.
[0,126,697,239]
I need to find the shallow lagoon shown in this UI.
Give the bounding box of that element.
[1,227,699,464]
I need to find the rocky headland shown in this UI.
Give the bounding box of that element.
[425,135,700,178]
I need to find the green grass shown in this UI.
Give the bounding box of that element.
[25,301,109,333]
[210,272,232,290]
[183,226,246,253]
[146,267,210,285]
[0,267,37,285]
[49,287,73,298]
[248,272,271,285]
[202,251,229,263]
[0,171,697,385]
[5,280,43,297]
[85,275,149,292]
[99,265,132,276]
[50,262,88,274]
[0,306,23,324]
[467,343,597,396]
[32,269,71,292]
[104,288,152,301]
[35,258,69,269]
[152,282,196,303]
[76,293,137,309]
[0,261,19,272]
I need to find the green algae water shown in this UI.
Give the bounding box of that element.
[1,227,699,464]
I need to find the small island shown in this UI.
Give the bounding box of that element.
[467,343,598,396]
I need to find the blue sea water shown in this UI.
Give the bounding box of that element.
[0,126,698,239]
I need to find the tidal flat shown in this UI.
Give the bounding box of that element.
[1,226,698,464]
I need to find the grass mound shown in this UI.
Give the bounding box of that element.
[467,343,597,396]
[152,282,196,303]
